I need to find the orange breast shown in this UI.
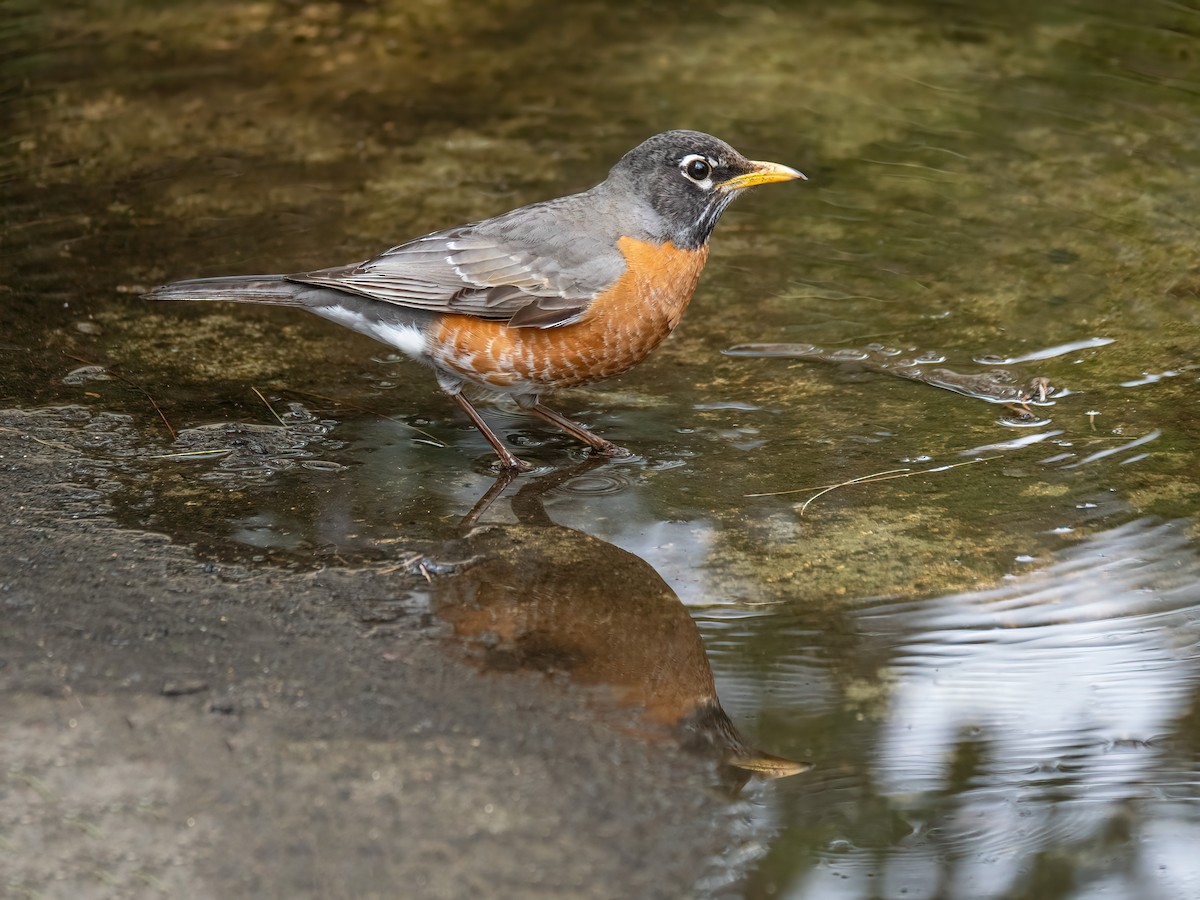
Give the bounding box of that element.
[429,237,709,392]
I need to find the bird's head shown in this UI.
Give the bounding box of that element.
[607,130,805,249]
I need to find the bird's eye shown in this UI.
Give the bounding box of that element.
[681,155,712,182]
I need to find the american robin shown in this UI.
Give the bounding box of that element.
[147,130,803,470]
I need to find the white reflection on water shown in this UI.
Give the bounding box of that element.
[791,518,1200,900]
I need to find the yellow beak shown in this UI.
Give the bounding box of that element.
[721,160,807,191]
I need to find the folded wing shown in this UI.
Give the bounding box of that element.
[288,214,623,329]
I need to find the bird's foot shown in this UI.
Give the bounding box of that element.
[496,454,535,473]
[591,442,633,459]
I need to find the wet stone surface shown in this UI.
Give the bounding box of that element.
[0,409,731,899]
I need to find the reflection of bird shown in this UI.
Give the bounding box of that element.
[147,131,802,470]
[426,465,810,783]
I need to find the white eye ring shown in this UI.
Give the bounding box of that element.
[680,154,715,185]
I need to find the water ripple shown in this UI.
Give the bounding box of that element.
[972,336,1116,365]
[794,517,1200,899]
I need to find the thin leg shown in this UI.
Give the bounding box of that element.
[522,400,631,458]
[450,392,533,472]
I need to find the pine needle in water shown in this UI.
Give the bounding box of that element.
[63,353,176,439]
[279,387,446,447]
[746,456,1001,515]
[251,386,287,426]
[147,449,234,460]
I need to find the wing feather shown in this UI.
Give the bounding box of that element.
[285,201,625,329]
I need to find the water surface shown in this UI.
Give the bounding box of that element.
[4,1,1200,897]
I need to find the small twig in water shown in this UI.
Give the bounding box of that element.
[252,387,287,426]
[0,426,80,453]
[748,456,1001,515]
[63,353,176,440]
[147,449,233,460]
[377,552,428,576]
[279,387,446,447]
[745,468,912,498]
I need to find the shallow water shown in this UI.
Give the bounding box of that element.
[4,0,1200,897]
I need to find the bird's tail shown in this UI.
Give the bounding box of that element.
[144,274,309,306]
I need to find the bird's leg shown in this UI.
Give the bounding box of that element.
[517,397,632,458]
[449,392,533,472]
